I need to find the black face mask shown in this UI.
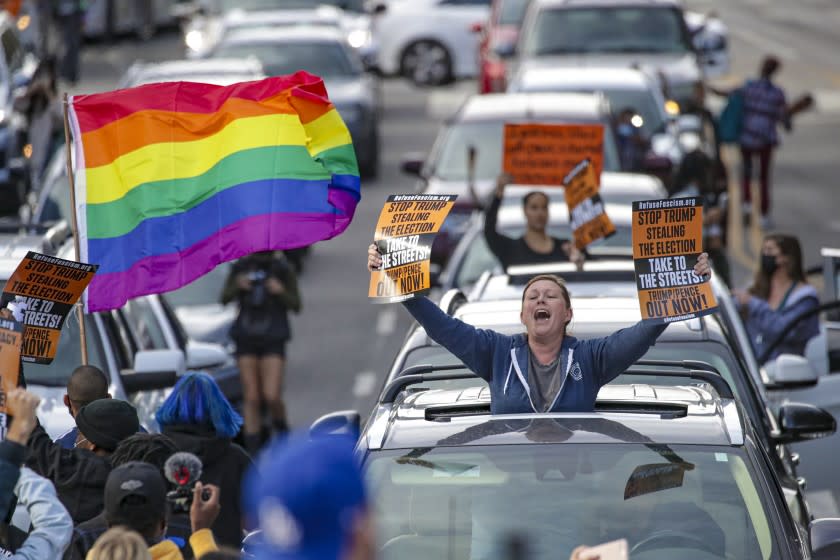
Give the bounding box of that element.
[761,254,779,275]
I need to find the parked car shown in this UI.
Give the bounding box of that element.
[206,25,381,177]
[477,0,729,94]
[179,0,376,68]
[371,0,491,86]
[315,362,840,558]
[400,91,624,267]
[118,57,265,88]
[511,0,727,110]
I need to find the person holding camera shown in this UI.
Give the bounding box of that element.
[222,251,301,454]
[96,461,220,560]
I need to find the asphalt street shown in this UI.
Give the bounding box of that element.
[70,0,840,512]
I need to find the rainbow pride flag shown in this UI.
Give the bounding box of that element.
[68,72,360,312]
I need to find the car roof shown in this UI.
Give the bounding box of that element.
[500,172,667,203]
[224,5,344,26]
[122,58,265,87]
[532,0,680,8]
[220,25,347,44]
[374,384,743,450]
[497,200,633,226]
[456,92,609,123]
[516,66,657,91]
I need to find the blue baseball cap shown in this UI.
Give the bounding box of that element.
[244,432,367,560]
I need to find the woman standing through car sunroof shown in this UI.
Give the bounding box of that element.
[367,246,711,413]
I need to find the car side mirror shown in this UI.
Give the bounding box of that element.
[765,354,819,388]
[811,519,840,559]
[776,402,836,444]
[185,340,229,370]
[310,410,361,438]
[400,154,426,177]
[122,349,185,393]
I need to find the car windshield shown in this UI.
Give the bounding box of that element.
[525,7,692,56]
[20,310,107,386]
[208,0,364,13]
[432,121,619,181]
[165,263,232,307]
[454,225,633,289]
[499,0,530,25]
[366,443,776,560]
[213,41,359,78]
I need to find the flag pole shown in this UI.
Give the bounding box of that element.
[62,92,89,365]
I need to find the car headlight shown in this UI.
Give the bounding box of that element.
[185,30,205,53]
[347,29,371,50]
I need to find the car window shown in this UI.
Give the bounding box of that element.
[498,0,530,25]
[432,121,620,181]
[165,263,232,307]
[1,28,23,73]
[213,40,360,78]
[367,444,776,560]
[22,311,108,386]
[122,299,169,351]
[524,6,691,56]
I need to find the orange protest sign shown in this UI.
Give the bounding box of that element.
[503,123,604,186]
[2,252,98,364]
[369,194,457,303]
[0,317,22,440]
[564,159,615,250]
[632,198,717,322]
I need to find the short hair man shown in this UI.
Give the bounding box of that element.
[244,433,373,560]
[103,461,220,559]
[56,365,111,449]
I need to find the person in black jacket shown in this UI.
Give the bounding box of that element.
[221,251,301,452]
[485,174,584,270]
[156,371,253,549]
[25,397,140,524]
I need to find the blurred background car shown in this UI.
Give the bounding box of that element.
[371,0,491,86]
[206,25,381,177]
[117,56,265,88]
[178,0,377,69]
[510,0,726,110]
[83,0,181,40]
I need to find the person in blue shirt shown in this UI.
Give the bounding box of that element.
[368,245,711,413]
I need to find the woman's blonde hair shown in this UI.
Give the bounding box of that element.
[86,527,152,560]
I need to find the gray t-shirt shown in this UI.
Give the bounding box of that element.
[528,350,567,412]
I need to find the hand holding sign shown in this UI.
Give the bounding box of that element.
[5,388,39,444]
[632,197,717,323]
[368,194,457,303]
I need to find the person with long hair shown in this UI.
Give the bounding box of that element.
[156,372,253,549]
[732,233,819,364]
[221,251,301,452]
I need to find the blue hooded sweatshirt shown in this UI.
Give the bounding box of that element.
[402,297,667,414]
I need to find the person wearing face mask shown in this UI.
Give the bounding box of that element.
[484,173,584,271]
[732,234,819,364]
[367,246,711,413]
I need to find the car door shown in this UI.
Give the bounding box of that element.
[434,0,491,74]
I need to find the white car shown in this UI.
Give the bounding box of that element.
[182,0,376,67]
[372,0,491,86]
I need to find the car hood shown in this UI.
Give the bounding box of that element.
[175,304,236,344]
[520,53,701,85]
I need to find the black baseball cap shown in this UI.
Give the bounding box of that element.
[104,461,167,527]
